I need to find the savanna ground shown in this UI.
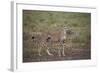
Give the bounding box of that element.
[23,10,91,62]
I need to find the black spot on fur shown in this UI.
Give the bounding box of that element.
[46,36,51,42]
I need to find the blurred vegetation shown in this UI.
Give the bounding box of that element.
[23,10,91,61]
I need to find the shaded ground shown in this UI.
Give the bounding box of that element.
[23,48,90,62]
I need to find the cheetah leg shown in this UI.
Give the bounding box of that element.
[58,48,61,56]
[46,47,53,56]
[38,47,42,56]
[62,44,66,56]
